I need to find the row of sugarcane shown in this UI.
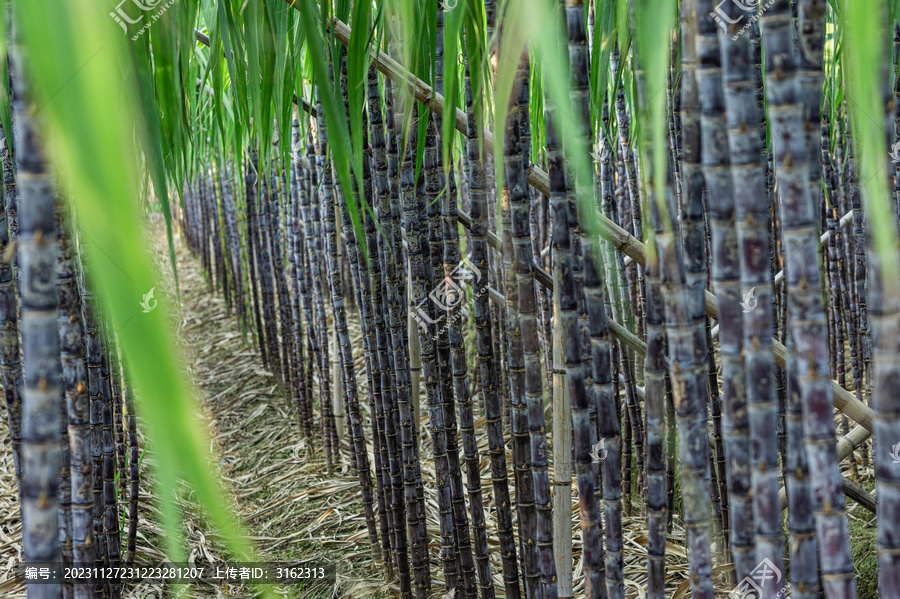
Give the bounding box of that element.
[178,1,898,599]
[0,28,142,599]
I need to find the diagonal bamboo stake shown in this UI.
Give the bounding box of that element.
[278,1,873,435]
[778,424,874,513]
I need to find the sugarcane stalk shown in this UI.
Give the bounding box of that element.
[13,29,64,594]
[760,2,856,595]
[56,205,94,599]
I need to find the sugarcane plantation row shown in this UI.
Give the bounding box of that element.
[0,0,897,598]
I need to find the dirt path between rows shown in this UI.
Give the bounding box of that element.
[0,222,388,598]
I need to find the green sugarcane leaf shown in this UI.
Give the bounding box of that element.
[441,0,464,177]
[289,0,367,264]
[14,3,271,592]
[841,0,899,289]
[129,30,180,298]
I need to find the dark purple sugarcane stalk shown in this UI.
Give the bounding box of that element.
[318,112,379,566]
[783,333,820,599]
[291,142,317,441]
[455,20,526,599]
[713,0,788,592]
[100,336,122,598]
[760,2,856,596]
[223,158,248,331]
[398,123,436,595]
[701,0,757,582]
[109,333,126,502]
[634,20,713,599]
[705,324,729,553]
[614,63,645,352]
[432,8,489,598]
[664,374,676,529]
[287,128,312,438]
[648,180,715,599]
[54,208,73,598]
[302,123,337,472]
[209,168,228,306]
[640,219,666,599]
[703,322,727,555]
[81,283,106,595]
[268,163,294,393]
[347,120,395,574]
[289,145,311,436]
[382,70,431,597]
[57,205,94,599]
[309,99,342,465]
[123,378,139,569]
[679,4,724,575]
[827,195,859,481]
[600,96,645,500]
[0,118,18,287]
[504,43,540,599]
[213,164,234,313]
[245,154,268,368]
[363,68,409,589]
[402,114,460,594]
[561,0,607,597]
[0,164,21,497]
[257,171,283,387]
[13,33,63,595]
[198,174,212,286]
[867,142,900,599]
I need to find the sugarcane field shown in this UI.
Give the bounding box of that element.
[1,0,900,597]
